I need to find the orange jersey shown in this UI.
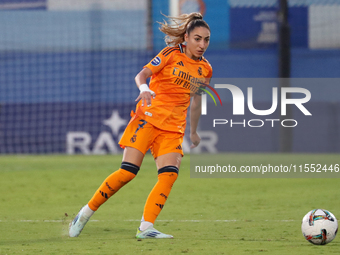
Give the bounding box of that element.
[135,44,213,133]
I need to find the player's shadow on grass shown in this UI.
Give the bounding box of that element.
[0,237,66,246]
[85,226,138,239]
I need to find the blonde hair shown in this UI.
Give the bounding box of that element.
[158,12,210,46]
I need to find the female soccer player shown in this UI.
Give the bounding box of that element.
[69,12,212,239]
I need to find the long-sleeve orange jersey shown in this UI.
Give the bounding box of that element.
[134,44,213,133]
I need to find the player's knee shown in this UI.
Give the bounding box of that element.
[158,166,179,186]
[120,161,140,182]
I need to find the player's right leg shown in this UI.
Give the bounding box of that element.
[69,115,153,237]
[69,147,144,237]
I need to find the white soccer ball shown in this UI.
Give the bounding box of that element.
[301,209,338,245]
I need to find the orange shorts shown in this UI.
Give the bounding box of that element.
[119,115,184,158]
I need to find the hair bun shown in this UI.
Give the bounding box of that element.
[192,12,203,20]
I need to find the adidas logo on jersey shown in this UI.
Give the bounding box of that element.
[176,61,184,66]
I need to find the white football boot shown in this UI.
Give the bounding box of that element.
[69,206,91,237]
[136,225,173,239]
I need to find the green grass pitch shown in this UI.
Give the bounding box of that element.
[0,154,339,255]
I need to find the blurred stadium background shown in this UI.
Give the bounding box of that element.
[0,0,339,154]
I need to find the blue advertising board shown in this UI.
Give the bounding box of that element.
[0,0,46,10]
[230,6,308,48]
[1,98,340,154]
[198,102,340,153]
[0,103,135,154]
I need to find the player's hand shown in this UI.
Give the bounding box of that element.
[190,132,201,148]
[136,84,156,107]
[135,91,156,107]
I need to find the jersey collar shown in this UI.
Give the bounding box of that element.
[179,44,202,61]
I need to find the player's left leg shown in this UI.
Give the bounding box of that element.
[69,147,144,237]
[69,115,153,237]
[136,152,182,239]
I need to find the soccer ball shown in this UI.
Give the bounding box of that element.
[301,209,338,245]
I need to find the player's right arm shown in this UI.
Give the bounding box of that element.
[135,47,176,106]
[135,67,154,107]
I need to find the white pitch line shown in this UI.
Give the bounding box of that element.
[124,219,238,222]
[0,219,297,223]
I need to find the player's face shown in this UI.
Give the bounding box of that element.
[184,26,210,60]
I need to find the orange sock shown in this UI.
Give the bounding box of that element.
[142,166,179,223]
[88,162,139,211]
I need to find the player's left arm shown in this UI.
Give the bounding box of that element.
[190,75,211,148]
[190,92,202,149]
